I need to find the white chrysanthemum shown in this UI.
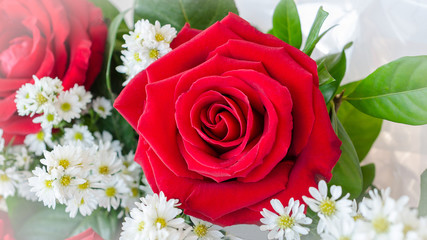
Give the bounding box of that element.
[15,83,34,116]
[186,216,224,240]
[0,168,19,198]
[406,217,427,240]
[151,20,177,44]
[65,192,98,218]
[358,188,406,240]
[302,180,353,234]
[140,43,171,66]
[54,91,83,122]
[120,206,153,240]
[141,175,154,195]
[120,151,141,183]
[68,84,92,106]
[319,217,359,240]
[29,167,57,208]
[93,145,122,177]
[40,144,86,177]
[33,109,61,129]
[122,19,153,50]
[24,128,54,156]
[94,131,123,155]
[51,171,85,204]
[95,176,129,211]
[63,125,94,147]
[22,76,62,115]
[16,171,38,201]
[260,198,312,240]
[13,146,33,170]
[92,97,112,119]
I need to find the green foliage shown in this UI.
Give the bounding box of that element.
[317,61,335,86]
[271,0,302,48]
[318,43,352,103]
[134,0,238,30]
[347,56,427,125]
[361,163,376,194]
[337,101,382,161]
[302,7,334,56]
[6,197,120,240]
[329,109,363,199]
[419,169,427,217]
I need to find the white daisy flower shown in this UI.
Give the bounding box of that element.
[16,170,38,201]
[33,109,61,130]
[120,151,141,183]
[302,180,353,234]
[140,43,171,66]
[40,144,86,177]
[0,167,19,198]
[24,128,54,156]
[54,91,83,122]
[63,124,94,147]
[29,167,57,208]
[186,216,224,240]
[93,146,122,177]
[26,76,62,115]
[0,128,5,152]
[95,176,129,211]
[13,146,33,170]
[319,217,359,240]
[406,217,427,240]
[68,84,92,106]
[151,20,177,44]
[15,83,34,116]
[94,131,123,155]
[120,206,153,240]
[65,192,98,218]
[141,175,153,195]
[260,198,312,240]
[92,97,112,119]
[122,19,153,50]
[51,171,85,204]
[358,188,406,240]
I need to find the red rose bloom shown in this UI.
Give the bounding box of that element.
[0,0,107,143]
[115,13,341,226]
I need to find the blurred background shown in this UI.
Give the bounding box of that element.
[111,0,427,239]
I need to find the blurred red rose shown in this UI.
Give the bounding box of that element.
[0,0,107,143]
[65,228,103,240]
[0,211,14,240]
[115,13,341,226]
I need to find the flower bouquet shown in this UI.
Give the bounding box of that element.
[0,0,426,239]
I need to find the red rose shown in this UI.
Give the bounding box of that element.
[65,228,103,240]
[115,13,341,226]
[0,0,107,143]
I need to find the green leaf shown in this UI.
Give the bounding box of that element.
[302,7,333,56]
[328,110,363,198]
[318,42,352,103]
[337,101,383,161]
[420,169,427,217]
[134,0,238,30]
[347,56,427,125]
[105,10,128,99]
[361,163,376,194]
[271,0,302,48]
[89,0,120,21]
[317,61,336,86]
[337,80,361,97]
[6,197,120,240]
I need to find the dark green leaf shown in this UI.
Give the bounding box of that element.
[89,0,120,21]
[328,112,363,198]
[317,61,336,86]
[6,197,120,240]
[337,101,382,161]
[337,80,361,97]
[272,0,302,48]
[419,169,427,217]
[361,163,376,194]
[105,11,129,99]
[347,56,427,125]
[318,42,352,103]
[134,0,238,30]
[302,7,332,56]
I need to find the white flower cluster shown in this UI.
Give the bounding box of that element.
[120,192,241,240]
[260,180,427,240]
[116,19,177,86]
[28,131,142,218]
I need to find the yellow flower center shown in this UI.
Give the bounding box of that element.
[46,113,55,122]
[61,102,71,112]
[97,106,105,112]
[99,165,109,175]
[45,180,53,188]
[353,214,363,221]
[403,224,414,235]
[155,33,165,42]
[0,174,9,182]
[80,198,85,205]
[277,215,295,229]
[339,237,350,240]
[74,132,83,141]
[372,216,389,233]
[36,92,48,105]
[138,221,145,231]
[319,198,336,216]
[134,52,141,62]
[78,181,90,190]
[60,175,71,186]
[155,218,167,229]
[131,187,139,197]
[59,159,70,169]
[149,49,159,59]
[36,131,45,141]
[194,224,208,237]
[105,187,116,197]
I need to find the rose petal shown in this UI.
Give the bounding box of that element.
[170,23,201,49]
